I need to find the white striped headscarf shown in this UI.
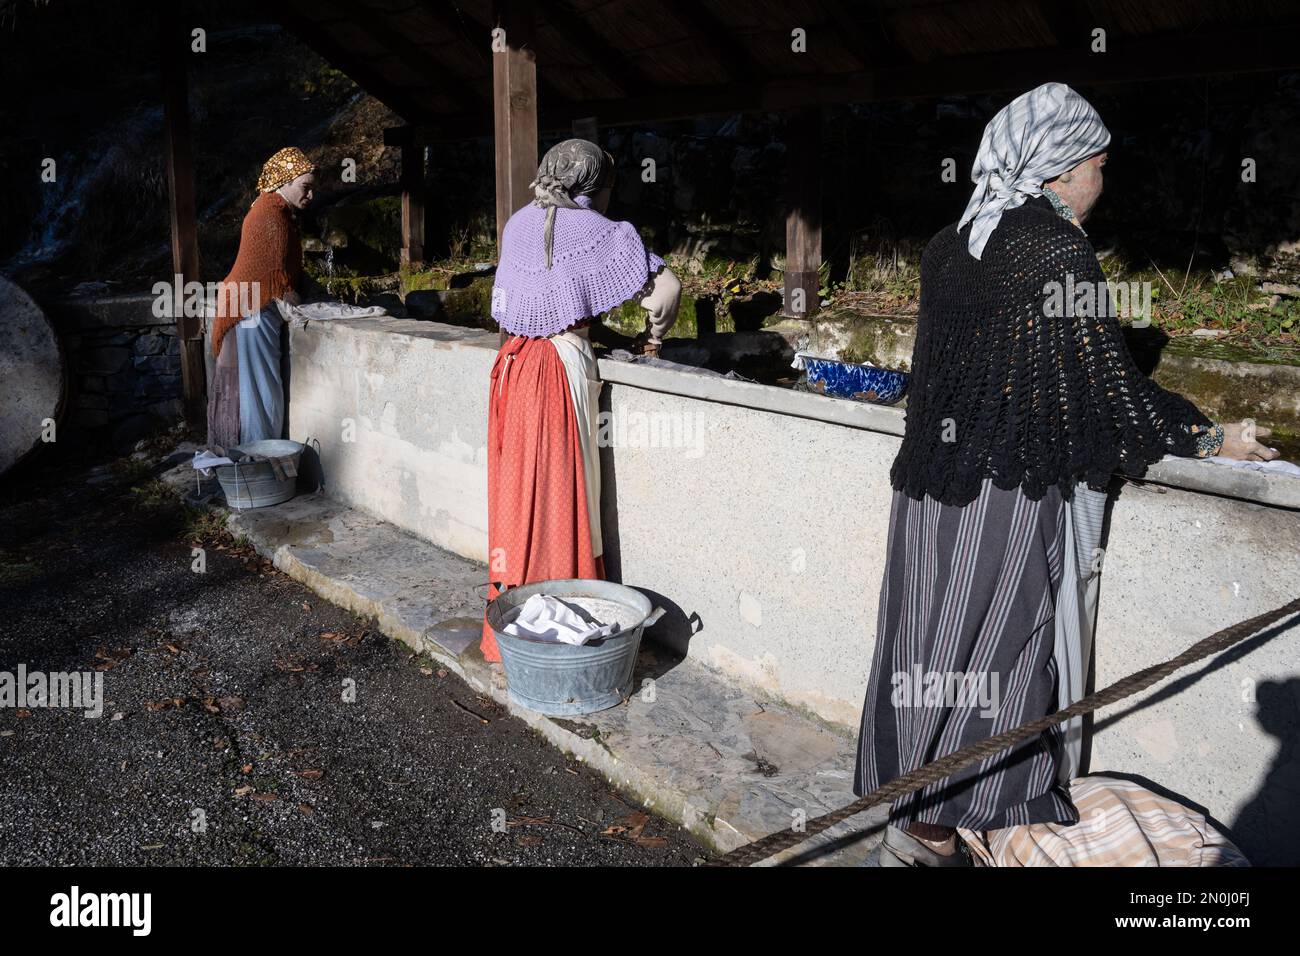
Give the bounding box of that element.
[959,82,1111,259]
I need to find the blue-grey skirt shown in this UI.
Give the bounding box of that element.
[853,478,1090,830]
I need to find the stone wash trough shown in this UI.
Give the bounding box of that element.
[282,312,1300,854]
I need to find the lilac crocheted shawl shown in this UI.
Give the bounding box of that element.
[492,195,664,338]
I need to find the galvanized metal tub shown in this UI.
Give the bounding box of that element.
[215,439,304,509]
[486,579,665,716]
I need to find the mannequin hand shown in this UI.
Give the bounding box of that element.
[632,331,660,358]
[1217,421,1279,462]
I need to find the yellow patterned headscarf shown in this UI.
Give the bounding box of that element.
[257,147,314,193]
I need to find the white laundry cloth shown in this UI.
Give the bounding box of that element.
[192,450,234,475]
[503,594,615,645]
[277,299,388,327]
[1207,455,1300,478]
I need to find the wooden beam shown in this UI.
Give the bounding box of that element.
[536,0,656,96]
[400,141,426,268]
[663,0,766,84]
[783,107,822,321]
[493,0,539,252]
[822,0,909,69]
[318,0,486,107]
[1039,0,1104,52]
[387,21,1300,140]
[418,0,572,111]
[780,22,1300,106]
[276,1,439,125]
[160,4,204,425]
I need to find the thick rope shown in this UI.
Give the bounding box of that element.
[710,596,1300,867]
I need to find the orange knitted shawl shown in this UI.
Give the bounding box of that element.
[212,191,302,356]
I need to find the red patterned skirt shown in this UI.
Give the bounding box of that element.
[481,335,603,662]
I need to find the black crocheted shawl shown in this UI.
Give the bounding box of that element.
[891,194,1211,506]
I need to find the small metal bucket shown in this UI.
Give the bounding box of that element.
[215,439,305,510]
[486,579,665,716]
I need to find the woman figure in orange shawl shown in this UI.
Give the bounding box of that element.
[207,147,315,449]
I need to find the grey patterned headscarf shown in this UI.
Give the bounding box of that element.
[530,139,615,268]
[959,82,1110,260]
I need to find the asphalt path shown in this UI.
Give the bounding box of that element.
[0,448,705,867]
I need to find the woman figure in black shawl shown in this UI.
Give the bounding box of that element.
[856,82,1278,866]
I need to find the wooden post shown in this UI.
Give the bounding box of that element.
[161,6,204,423]
[492,0,538,254]
[783,107,823,320]
[400,139,426,268]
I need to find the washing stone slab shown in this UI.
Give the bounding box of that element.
[158,451,882,865]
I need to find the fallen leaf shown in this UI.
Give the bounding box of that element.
[241,763,253,774]
[603,811,652,842]
[516,834,543,847]
[301,602,311,612]
[165,644,181,655]
[249,792,278,802]
[436,669,448,678]
[217,695,245,712]
[296,768,324,780]
[233,785,254,797]
[94,647,133,671]
[298,803,314,816]
[419,667,433,677]
[16,709,31,718]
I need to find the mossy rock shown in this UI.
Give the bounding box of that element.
[439,275,497,330]
[763,309,917,371]
[400,269,451,295]
[602,292,728,339]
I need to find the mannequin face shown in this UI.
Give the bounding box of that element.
[278,172,315,210]
[1045,152,1106,222]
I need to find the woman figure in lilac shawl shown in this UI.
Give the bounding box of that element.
[481,140,681,675]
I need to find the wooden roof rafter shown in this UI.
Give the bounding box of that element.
[1038,0,1105,52]
[822,0,910,70]
[419,0,577,110]
[275,0,442,125]
[661,0,768,85]
[535,0,660,97]
[316,0,488,108]
[278,0,1300,139]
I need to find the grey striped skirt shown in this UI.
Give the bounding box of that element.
[854,477,1105,831]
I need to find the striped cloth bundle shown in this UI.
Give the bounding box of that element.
[958,775,1250,866]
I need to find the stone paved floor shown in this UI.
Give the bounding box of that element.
[159,445,887,865]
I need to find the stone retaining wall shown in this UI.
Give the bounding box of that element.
[44,293,184,455]
[286,315,1300,855]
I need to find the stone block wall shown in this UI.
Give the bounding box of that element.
[44,293,185,456]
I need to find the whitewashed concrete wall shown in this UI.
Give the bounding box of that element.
[290,317,1300,851]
